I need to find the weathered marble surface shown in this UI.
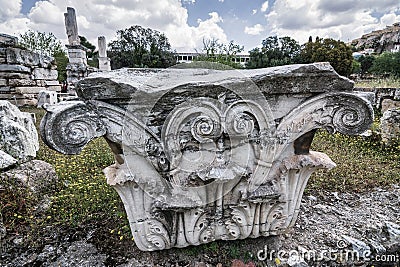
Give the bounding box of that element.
[0,150,17,170]
[381,108,400,145]
[97,36,111,71]
[0,35,60,106]
[64,7,80,46]
[40,63,374,251]
[0,101,39,164]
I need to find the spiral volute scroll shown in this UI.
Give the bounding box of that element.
[40,101,106,155]
[276,92,374,145]
[330,93,374,135]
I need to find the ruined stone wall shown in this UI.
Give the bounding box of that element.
[356,87,400,145]
[0,33,61,106]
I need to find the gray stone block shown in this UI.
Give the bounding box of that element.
[44,80,60,86]
[8,78,37,87]
[0,72,30,79]
[32,68,58,80]
[381,108,400,146]
[6,47,55,67]
[15,86,46,94]
[45,85,61,92]
[0,86,11,92]
[0,79,6,86]
[0,100,38,161]
[0,33,18,47]
[0,64,31,73]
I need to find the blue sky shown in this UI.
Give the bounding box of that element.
[1,0,399,52]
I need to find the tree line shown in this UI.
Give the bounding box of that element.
[18,25,400,82]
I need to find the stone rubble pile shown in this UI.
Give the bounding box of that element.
[356,87,400,145]
[0,33,61,106]
[0,101,58,241]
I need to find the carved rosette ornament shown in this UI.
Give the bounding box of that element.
[40,63,374,251]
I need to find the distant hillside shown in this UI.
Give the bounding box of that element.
[351,22,400,53]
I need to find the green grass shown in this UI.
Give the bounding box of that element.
[354,77,400,88]
[1,106,399,249]
[309,129,400,193]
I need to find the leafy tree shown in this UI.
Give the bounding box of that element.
[246,36,301,68]
[194,38,244,68]
[370,52,400,77]
[299,38,353,76]
[19,30,67,82]
[78,36,98,68]
[357,55,375,75]
[54,51,68,82]
[19,30,64,57]
[352,59,361,74]
[108,25,176,69]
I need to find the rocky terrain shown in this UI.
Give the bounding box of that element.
[1,185,398,267]
[350,22,400,53]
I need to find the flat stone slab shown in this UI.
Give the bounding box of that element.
[77,62,354,101]
[0,64,31,73]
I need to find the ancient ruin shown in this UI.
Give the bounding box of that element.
[0,33,60,106]
[98,36,111,71]
[40,63,374,251]
[356,87,400,145]
[64,7,89,85]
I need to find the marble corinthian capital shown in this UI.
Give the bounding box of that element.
[40,63,374,251]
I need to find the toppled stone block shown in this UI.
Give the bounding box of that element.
[32,68,58,80]
[0,86,12,92]
[7,98,38,106]
[44,80,60,86]
[37,90,58,108]
[40,63,374,251]
[0,100,39,162]
[6,47,54,67]
[381,99,400,113]
[0,64,31,73]
[45,85,61,92]
[0,149,17,170]
[0,160,57,195]
[0,33,18,47]
[0,72,30,79]
[381,108,400,146]
[8,78,37,87]
[15,86,47,94]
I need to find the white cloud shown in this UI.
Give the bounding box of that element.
[261,1,269,12]
[219,0,224,2]
[244,24,265,35]
[0,0,228,52]
[0,0,22,23]
[265,0,400,44]
[182,0,196,4]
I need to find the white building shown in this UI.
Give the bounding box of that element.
[176,52,250,66]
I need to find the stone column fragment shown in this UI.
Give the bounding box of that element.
[98,36,111,71]
[64,7,80,46]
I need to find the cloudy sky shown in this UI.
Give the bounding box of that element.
[0,0,399,53]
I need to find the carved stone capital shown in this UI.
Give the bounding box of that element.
[40,63,374,251]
